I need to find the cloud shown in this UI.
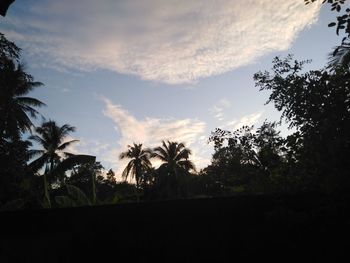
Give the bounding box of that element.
[223,111,263,130]
[2,0,321,84]
[101,98,210,177]
[63,137,110,158]
[61,88,70,93]
[209,98,231,121]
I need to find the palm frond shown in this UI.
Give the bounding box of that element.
[57,140,79,151]
[141,157,152,168]
[16,97,46,108]
[27,149,44,160]
[59,124,76,137]
[18,104,40,118]
[178,160,196,172]
[119,150,131,160]
[15,82,44,97]
[175,148,191,162]
[152,146,168,160]
[28,135,46,148]
[15,107,34,132]
[63,152,75,158]
[28,154,49,173]
[122,160,134,180]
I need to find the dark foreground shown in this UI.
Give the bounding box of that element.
[1,194,349,262]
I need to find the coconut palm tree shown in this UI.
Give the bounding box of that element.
[0,59,45,140]
[28,120,79,207]
[119,143,152,189]
[29,120,78,175]
[152,140,195,198]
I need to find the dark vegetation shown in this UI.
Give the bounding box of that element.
[1,0,350,260]
[0,0,14,17]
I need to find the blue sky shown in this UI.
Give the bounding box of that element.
[0,1,342,177]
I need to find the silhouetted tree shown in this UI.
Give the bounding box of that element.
[29,120,78,176]
[254,55,350,192]
[68,161,104,205]
[0,32,44,206]
[119,143,152,189]
[106,169,116,185]
[119,143,152,202]
[28,120,78,206]
[152,141,195,198]
[205,121,290,194]
[0,59,44,140]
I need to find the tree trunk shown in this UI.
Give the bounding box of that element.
[91,172,96,205]
[50,156,54,172]
[43,169,51,208]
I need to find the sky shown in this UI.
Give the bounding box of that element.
[0,0,343,178]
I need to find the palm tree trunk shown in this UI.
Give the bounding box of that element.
[50,156,54,172]
[174,168,180,199]
[49,156,54,185]
[135,166,141,203]
[135,181,140,203]
[91,171,96,205]
[43,167,51,208]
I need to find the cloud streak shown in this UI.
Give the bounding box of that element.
[2,0,321,84]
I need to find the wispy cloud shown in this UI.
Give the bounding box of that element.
[209,98,231,121]
[101,98,210,177]
[61,88,70,93]
[223,111,263,131]
[64,137,110,158]
[2,0,321,84]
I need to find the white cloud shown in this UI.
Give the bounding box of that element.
[101,98,210,178]
[210,106,225,121]
[209,98,231,121]
[64,137,110,158]
[223,111,263,130]
[2,0,321,84]
[61,88,70,93]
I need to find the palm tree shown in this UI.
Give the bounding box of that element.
[29,120,78,175]
[152,140,195,198]
[28,120,78,207]
[119,143,152,189]
[0,59,45,140]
